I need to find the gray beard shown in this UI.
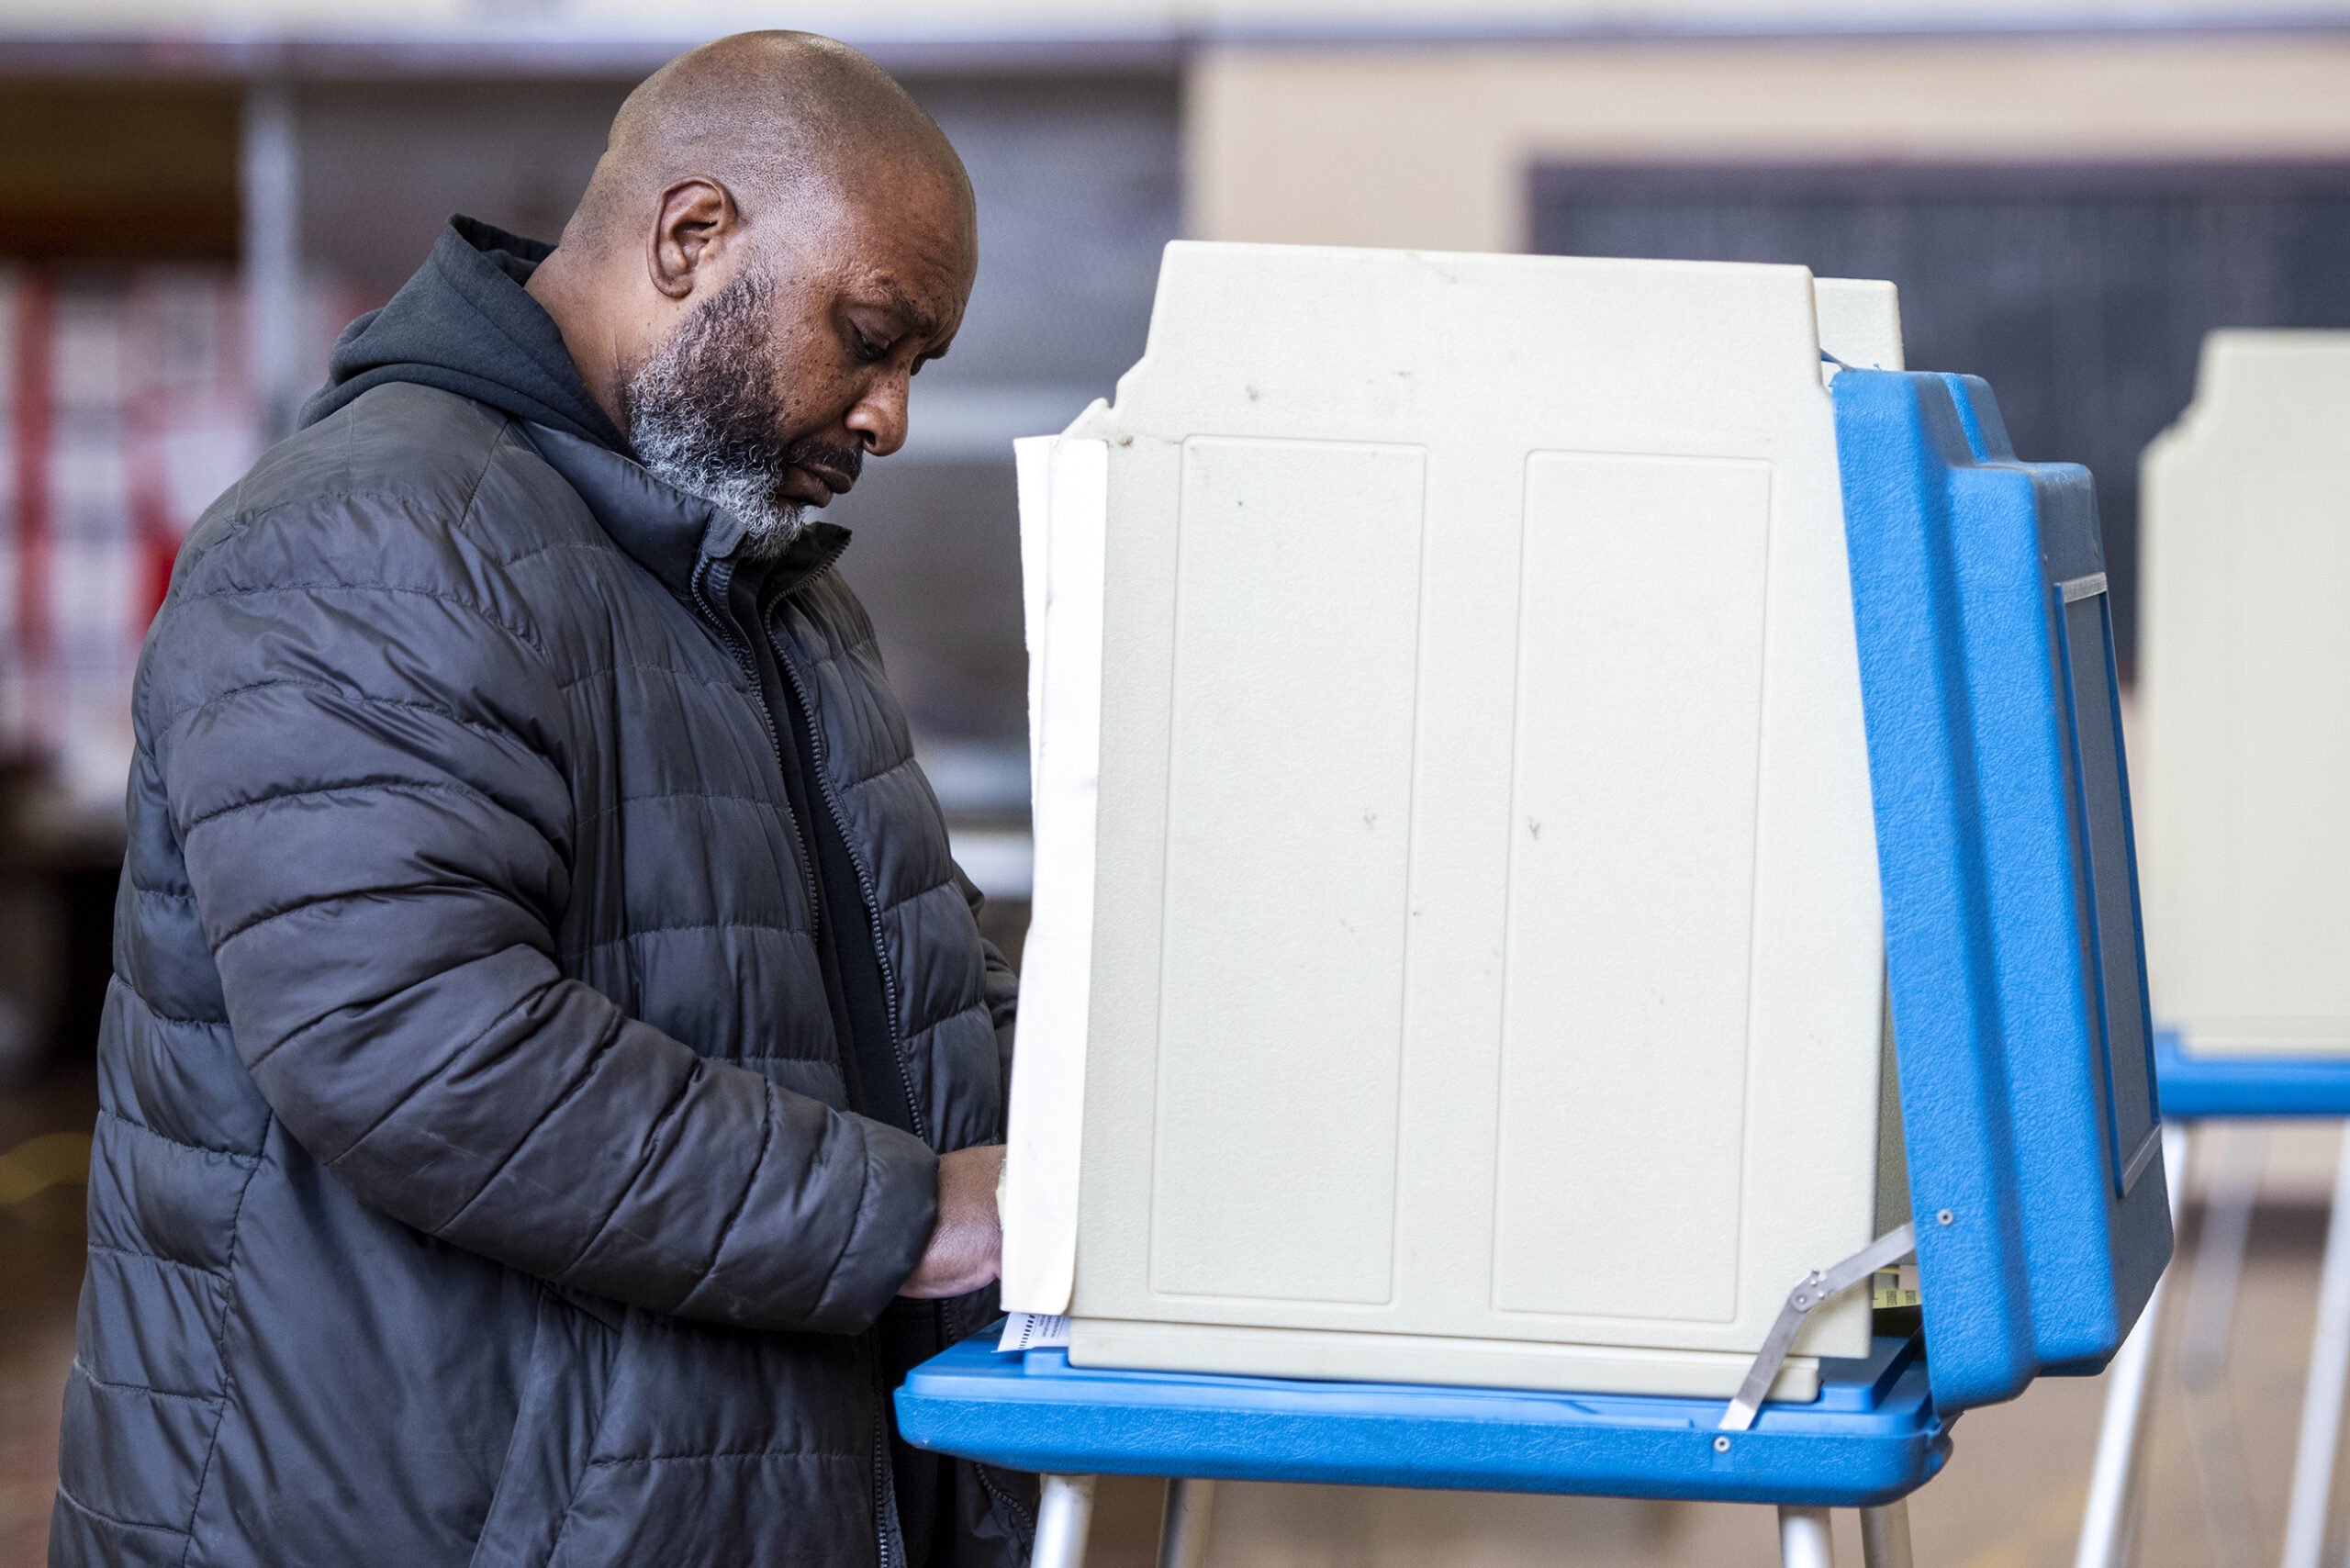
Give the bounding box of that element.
[621,268,808,557]
[632,422,808,557]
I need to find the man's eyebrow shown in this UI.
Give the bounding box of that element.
[868,281,939,340]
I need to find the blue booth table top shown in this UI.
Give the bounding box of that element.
[898,1330,1950,1509]
[2155,1028,2350,1119]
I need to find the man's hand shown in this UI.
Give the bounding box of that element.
[899,1144,1005,1299]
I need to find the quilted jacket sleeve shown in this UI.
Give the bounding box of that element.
[152,530,938,1336]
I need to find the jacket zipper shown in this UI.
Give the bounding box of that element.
[973,1461,1038,1552]
[772,604,939,1568]
[688,558,822,924]
[870,1349,905,1568]
[767,602,930,1148]
[694,554,940,1568]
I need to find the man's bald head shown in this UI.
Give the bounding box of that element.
[564,31,972,263]
[527,32,979,554]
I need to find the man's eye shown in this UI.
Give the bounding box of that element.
[852,330,888,364]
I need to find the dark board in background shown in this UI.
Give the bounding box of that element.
[1528,162,2350,670]
[0,83,240,259]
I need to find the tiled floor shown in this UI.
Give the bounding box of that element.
[0,1093,2333,1568]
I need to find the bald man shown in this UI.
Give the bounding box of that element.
[53,34,1034,1568]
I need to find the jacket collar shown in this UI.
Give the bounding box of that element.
[521,421,850,600]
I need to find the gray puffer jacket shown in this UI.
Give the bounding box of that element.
[50,379,1029,1567]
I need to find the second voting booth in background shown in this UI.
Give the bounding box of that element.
[2091,330,2350,1568]
[2139,331,2350,1068]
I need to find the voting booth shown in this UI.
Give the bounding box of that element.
[2074,331,2350,1568]
[903,243,2173,1567]
[2139,331,2350,1083]
[1002,247,1900,1401]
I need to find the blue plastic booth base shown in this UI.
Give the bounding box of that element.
[2155,1028,2350,1119]
[898,1328,1949,1509]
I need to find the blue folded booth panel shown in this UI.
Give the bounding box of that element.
[1835,369,2171,1410]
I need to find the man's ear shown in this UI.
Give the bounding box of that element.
[647,178,738,301]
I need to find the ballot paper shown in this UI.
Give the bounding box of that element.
[1000,242,1902,1399]
[996,1312,1073,1354]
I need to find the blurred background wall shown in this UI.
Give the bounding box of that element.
[1191,32,2350,663]
[0,4,2346,1563]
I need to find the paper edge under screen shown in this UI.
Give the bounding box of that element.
[998,434,1111,1314]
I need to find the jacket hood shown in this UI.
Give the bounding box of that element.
[298,216,630,452]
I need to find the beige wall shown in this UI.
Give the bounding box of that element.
[1188,36,2350,252]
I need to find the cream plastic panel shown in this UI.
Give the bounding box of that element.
[1002,244,1895,1397]
[1812,275,1904,376]
[2140,330,2350,1058]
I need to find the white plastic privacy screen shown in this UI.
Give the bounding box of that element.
[1002,242,1899,1399]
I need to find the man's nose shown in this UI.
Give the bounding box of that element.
[845,375,910,458]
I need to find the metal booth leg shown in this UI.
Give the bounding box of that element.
[1032,1474,1097,1568]
[1157,1477,1217,1568]
[1778,1504,1836,1568]
[2179,1123,2264,1563]
[1859,1500,1914,1568]
[2075,1122,2192,1568]
[2073,1285,2167,1568]
[2278,1128,2350,1568]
